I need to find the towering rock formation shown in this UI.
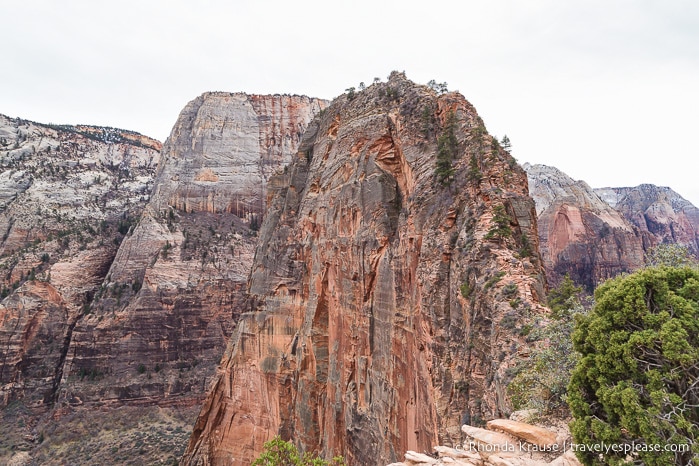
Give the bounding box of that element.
[524,164,645,291]
[0,95,324,465]
[0,115,161,407]
[59,93,326,407]
[183,73,547,465]
[595,184,699,256]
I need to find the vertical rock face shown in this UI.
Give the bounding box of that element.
[183,73,547,466]
[0,115,161,407]
[524,164,645,291]
[59,93,326,407]
[152,93,327,218]
[595,185,699,256]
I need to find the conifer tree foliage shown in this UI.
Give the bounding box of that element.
[435,110,458,185]
[568,266,699,465]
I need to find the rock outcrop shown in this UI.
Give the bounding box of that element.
[389,418,581,466]
[183,73,547,465]
[524,164,645,291]
[59,93,326,406]
[595,184,699,256]
[0,115,161,408]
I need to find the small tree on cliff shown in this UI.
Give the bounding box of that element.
[500,135,511,152]
[484,205,513,242]
[568,266,699,465]
[435,110,458,185]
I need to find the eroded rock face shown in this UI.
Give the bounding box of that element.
[58,93,326,407]
[183,73,547,465]
[0,115,160,407]
[595,184,699,256]
[152,93,327,218]
[524,164,645,291]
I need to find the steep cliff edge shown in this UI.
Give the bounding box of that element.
[524,164,645,291]
[183,73,547,465]
[595,184,699,256]
[60,93,326,407]
[0,115,160,408]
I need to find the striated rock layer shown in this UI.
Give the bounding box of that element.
[183,73,547,465]
[59,93,326,407]
[595,184,699,256]
[0,115,161,408]
[524,164,645,291]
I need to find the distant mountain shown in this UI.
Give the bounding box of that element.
[525,163,698,292]
[595,184,699,256]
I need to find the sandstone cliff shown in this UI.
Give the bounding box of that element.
[595,184,699,256]
[524,164,645,291]
[183,73,547,465]
[0,115,161,408]
[59,93,326,408]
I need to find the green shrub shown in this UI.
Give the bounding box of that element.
[252,436,345,466]
[568,267,699,465]
[644,243,698,268]
[460,282,472,299]
[484,271,506,290]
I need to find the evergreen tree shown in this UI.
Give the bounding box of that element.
[568,266,699,465]
[500,135,511,152]
[435,111,458,185]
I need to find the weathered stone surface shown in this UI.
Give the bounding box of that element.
[486,420,557,448]
[524,163,645,291]
[405,450,438,463]
[595,184,699,256]
[547,451,582,466]
[393,420,576,466]
[183,73,547,465]
[151,92,326,219]
[59,93,326,407]
[461,425,520,459]
[0,115,160,408]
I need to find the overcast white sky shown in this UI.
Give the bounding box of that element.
[2,0,698,205]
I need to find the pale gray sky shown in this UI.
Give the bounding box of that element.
[2,0,698,205]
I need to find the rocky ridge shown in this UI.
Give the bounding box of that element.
[523,164,645,291]
[183,73,547,465]
[525,164,699,291]
[595,184,699,255]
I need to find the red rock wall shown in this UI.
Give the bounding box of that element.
[183,74,547,465]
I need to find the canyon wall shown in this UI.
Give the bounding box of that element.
[60,93,326,407]
[183,73,548,465]
[596,184,699,256]
[526,164,699,292]
[0,115,161,408]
